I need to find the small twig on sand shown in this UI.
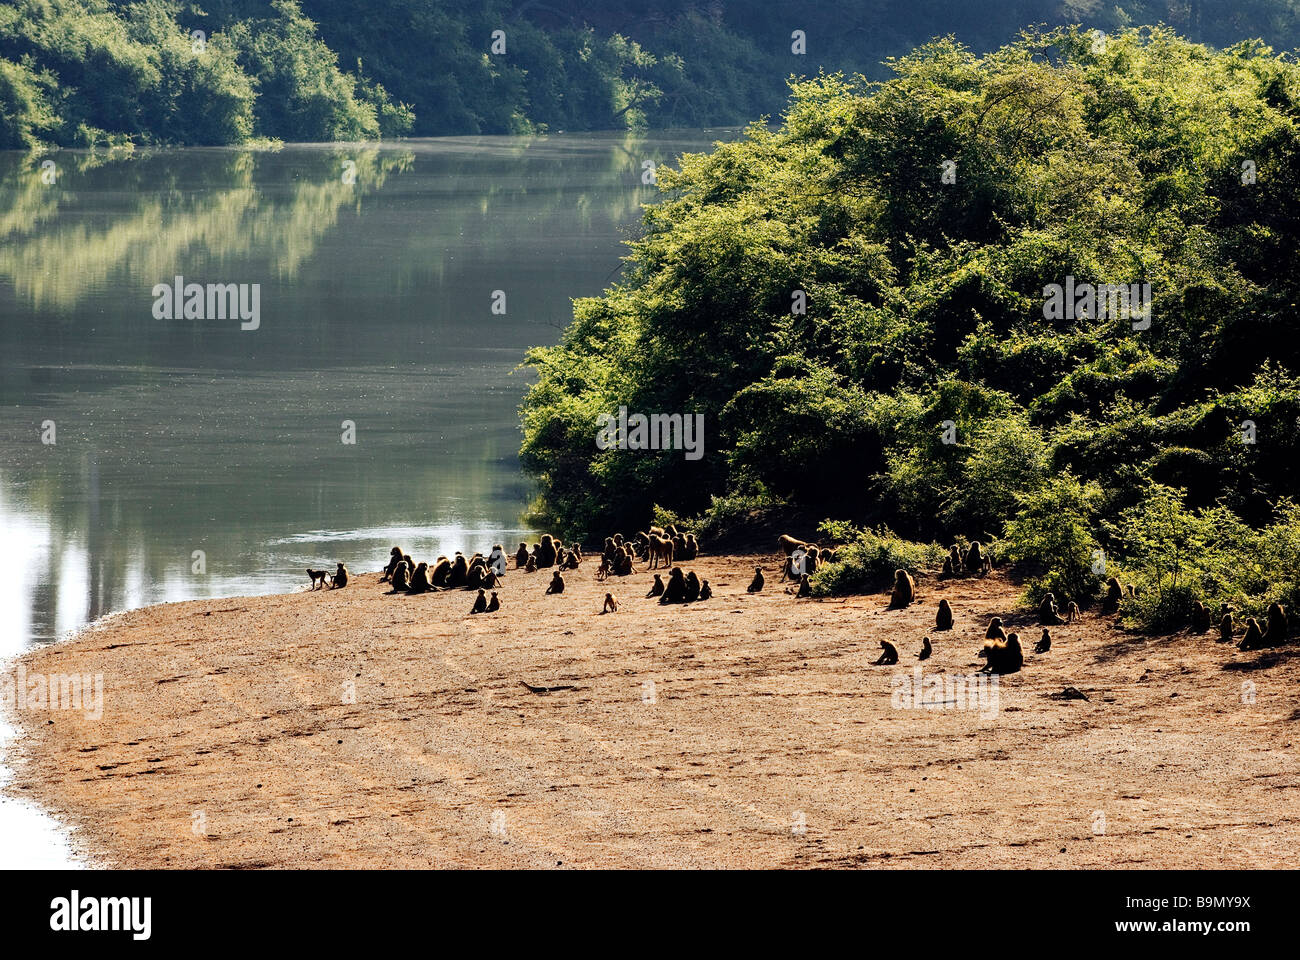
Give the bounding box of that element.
[519,681,578,695]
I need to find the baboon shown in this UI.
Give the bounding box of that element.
[332,563,349,588]
[1239,617,1265,651]
[470,589,487,614]
[1102,577,1122,614]
[981,634,1024,674]
[380,547,403,582]
[1035,629,1052,654]
[699,579,712,601]
[985,617,1007,642]
[402,553,413,571]
[1265,601,1289,645]
[307,568,331,590]
[684,571,701,603]
[681,534,700,562]
[874,640,899,666]
[546,571,565,595]
[1066,601,1081,623]
[613,547,635,577]
[919,636,932,660]
[449,555,469,588]
[663,525,679,540]
[482,569,502,590]
[888,569,915,609]
[466,562,486,591]
[486,591,500,613]
[948,544,964,576]
[965,541,985,577]
[389,560,410,592]
[795,574,811,598]
[1218,612,1234,644]
[941,557,953,576]
[660,568,687,604]
[515,542,530,568]
[488,544,508,577]
[801,545,821,578]
[538,535,558,568]
[747,567,764,593]
[1038,592,1064,626]
[430,557,451,588]
[525,555,537,573]
[778,534,804,556]
[407,561,432,594]
[784,544,807,582]
[603,593,618,613]
[935,598,954,631]
[646,534,674,569]
[1190,600,1211,633]
[672,534,687,561]
[647,574,665,597]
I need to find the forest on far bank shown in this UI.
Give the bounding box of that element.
[7,1,1300,148]
[519,25,1300,629]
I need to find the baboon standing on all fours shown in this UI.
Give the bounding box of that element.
[935,598,953,630]
[888,569,915,609]
[602,593,618,613]
[874,640,899,665]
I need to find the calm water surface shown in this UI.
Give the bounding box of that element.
[0,130,731,866]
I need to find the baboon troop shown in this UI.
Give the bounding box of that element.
[941,540,992,577]
[935,598,953,631]
[1238,602,1289,650]
[874,640,899,665]
[747,566,764,593]
[888,569,915,609]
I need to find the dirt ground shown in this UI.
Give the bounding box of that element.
[6,554,1300,868]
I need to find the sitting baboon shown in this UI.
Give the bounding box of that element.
[1066,600,1081,623]
[681,534,699,562]
[307,568,331,590]
[332,563,349,588]
[684,571,702,603]
[778,534,804,556]
[538,535,558,568]
[470,589,487,614]
[965,541,985,577]
[985,617,1007,642]
[407,561,433,594]
[1239,617,1265,651]
[948,544,964,576]
[647,574,665,597]
[486,591,500,613]
[546,571,565,595]
[525,555,537,573]
[918,636,932,661]
[603,593,618,613]
[784,544,807,582]
[1101,577,1123,614]
[935,598,954,631]
[800,545,821,578]
[795,574,811,598]
[488,544,508,577]
[646,533,673,569]
[888,569,915,609]
[388,560,410,592]
[515,542,530,568]
[747,567,764,593]
[1190,600,1211,633]
[1038,592,1064,626]
[1035,629,1052,653]
[614,547,636,577]
[660,568,687,604]
[466,561,486,591]
[429,557,450,588]
[1218,612,1234,644]
[380,547,403,583]
[449,555,469,588]
[482,569,502,590]
[699,580,712,601]
[981,634,1024,674]
[1264,601,1289,645]
[874,640,899,666]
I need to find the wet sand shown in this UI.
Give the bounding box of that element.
[6,556,1300,868]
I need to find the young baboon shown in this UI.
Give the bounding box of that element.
[307,568,331,590]
[699,579,712,601]
[795,574,811,598]
[1218,612,1235,644]
[1035,629,1052,653]
[1038,592,1065,626]
[482,569,501,590]
[888,569,915,609]
[545,571,565,595]
[1102,577,1123,614]
[407,561,432,594]
[935,598,954,631]
[486,591,500,613]
[470,589,487,614]
[1066,601,1081,623]
[660,568,687,604]
[646,574,665,597]
[515,542,530,568]
[874,640,899,666]
[1190,600,1211,633]
[1264,601,1289,645]
[525,555,537,573]
[603,593,618,614]
[985,617,1007,642]
[684,571,702,603]
[380,547,403,583]
[389,560,410,592]
[981,634,1024,674]
[331,563,349,588]
[918,636,932,661]
[1238,617,1265,651]
[747,567,764,593]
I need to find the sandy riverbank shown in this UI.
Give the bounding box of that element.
[6,554,1299,868]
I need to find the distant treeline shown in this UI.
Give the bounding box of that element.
[6,1,1300,148]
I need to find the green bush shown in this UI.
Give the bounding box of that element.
[809,523,944,596]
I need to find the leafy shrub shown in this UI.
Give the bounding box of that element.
[809,523,944,596]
